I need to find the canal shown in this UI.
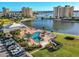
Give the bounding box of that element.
[22,12,79,35]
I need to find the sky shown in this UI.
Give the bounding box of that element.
[0,2,79,11]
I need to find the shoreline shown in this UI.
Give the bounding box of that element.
[40,18,79,23]
[26,26,79,37]
[53,32,79,37]
[53,19,79,23]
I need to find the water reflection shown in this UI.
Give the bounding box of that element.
[32,18,79,35]
[53,21,74,31]
[22,12,79,35]
[32,18,53,31]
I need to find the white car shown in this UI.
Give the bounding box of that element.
[11,47,22,55]
[8,44,24,56]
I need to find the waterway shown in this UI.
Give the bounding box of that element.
[22,12,79,35]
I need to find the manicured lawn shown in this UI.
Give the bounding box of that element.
[32,32,79,57]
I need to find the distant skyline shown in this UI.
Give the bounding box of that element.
[0,2,79,11]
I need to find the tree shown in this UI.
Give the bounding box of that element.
[0,21,4,38]
[10,29,21,38]
[0,21,4,29]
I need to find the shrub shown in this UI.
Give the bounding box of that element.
[64,36,75,40]
[19,41,28,47]
[14,38,25,43]
[10,29,21,36]
[25,44,38,51]
[45,43,52,48]
[45,42,63,52]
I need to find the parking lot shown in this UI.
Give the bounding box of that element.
[0,37,27,57]
[0,40,10,57]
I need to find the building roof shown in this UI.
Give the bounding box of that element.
[2,23,27,32]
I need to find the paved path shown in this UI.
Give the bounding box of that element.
[30,48,43,54]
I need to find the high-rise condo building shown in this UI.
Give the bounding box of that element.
[22,7,33,17]
[2,7,10,17]
[53,5,74,19]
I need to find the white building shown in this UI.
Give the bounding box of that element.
[2,23,27,33]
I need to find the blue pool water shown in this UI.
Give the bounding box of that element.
[32,32,41,42]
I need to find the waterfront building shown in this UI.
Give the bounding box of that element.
[64,5,74,18]
[0,12,3,17]
[22,7,33,18]
[53,6,64,18]
[53,5,74,19]
[9,11,22,18]
[2,7,10,17]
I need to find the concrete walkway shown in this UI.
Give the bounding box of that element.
[26,52,33,57]
[30,48,43,54]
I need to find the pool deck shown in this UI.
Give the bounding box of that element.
[24,28,57,54]
[16,26,57,47]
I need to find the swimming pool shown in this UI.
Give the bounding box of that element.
[32,32,41,42]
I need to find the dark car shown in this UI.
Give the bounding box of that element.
[0,41,6,52]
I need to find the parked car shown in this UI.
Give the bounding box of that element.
[8,45,26,57]
[7,44,16,50]
[0,46,6,52]
[0,41,6,52]
[1,37,27,57]
[2,38,15,48]
[4,39,15,46]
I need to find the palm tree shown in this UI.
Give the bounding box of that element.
[10,29,21,38]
